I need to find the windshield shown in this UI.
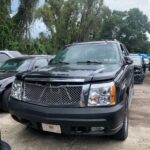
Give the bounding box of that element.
[130,57,142,66]
[52,43,120,64]
[0,59,32,72]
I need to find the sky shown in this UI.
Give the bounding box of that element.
[11,0,150,38]
[105,0,150,20]
[11,0,47,38]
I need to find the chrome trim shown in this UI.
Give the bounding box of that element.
[24,78,85,83]
[93,68,105,74]
[22,82,85,107]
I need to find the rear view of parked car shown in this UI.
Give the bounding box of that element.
[0,51,22,67]
[0,56,50,112]
[144,58,149,69]
[129,55,145,84]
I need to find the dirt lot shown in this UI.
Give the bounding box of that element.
[0,73,150,150]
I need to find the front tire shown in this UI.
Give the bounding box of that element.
[113,105,129,141]
[2,87,11,112]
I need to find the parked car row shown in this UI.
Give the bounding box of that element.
[0,52,55,112]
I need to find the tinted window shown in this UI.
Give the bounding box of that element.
[0,53,10,63]
[52,43,120,64]
[120,44,128,56]
[33,59,48,68]
[0,59,32,72]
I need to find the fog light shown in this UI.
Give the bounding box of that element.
[91,127,105,132]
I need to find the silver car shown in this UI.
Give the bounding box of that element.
[0,50,22,67]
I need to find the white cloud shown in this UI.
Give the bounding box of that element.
[30,19,50,38]
[37,0,45,9]
[146,32,150,41]
[11,0,20,17]
[104,0,150,20]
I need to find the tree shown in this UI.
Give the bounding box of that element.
[37,0,105,51]
[0,1,150,55]
[12,0,38,52]
[100,8,150,52]
[77,0,104,41]
[0,0,13,49]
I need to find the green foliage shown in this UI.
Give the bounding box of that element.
[100,8,150,53]
[0,0,13,50]
[37,0,104,51]
[0,0,150,54]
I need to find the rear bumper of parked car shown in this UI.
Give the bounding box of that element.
[134,74,144,83]
[9,98,126,135]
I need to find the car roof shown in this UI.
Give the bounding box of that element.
[71,40,119,45]
[6,55,49,61]
[0,50,22,57]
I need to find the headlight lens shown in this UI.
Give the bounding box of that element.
[88,82,116,106]
[11,80,23,100]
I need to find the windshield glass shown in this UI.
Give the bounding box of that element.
[130,57,142,66]
[0,59,32,72]
[52,43,120,64]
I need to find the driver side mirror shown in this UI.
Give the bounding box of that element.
[124,56,133,65]
[49,59,54,65]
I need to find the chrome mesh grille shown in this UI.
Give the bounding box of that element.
[22,82,82,106]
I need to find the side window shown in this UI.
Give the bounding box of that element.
[33,58,48,69]
[0,53,10,63]
[120,44,128,56]
[123,45,129,56]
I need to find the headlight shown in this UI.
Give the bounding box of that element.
[11,80,23,100]
[88,82,116,106]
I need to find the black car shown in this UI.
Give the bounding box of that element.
[9,41,134,141]
[129,55,145,84]
[0,56,50,112]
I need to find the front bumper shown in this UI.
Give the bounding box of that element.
[9,98,126,135]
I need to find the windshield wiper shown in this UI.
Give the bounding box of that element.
[54,61,70,65]
[77,61,103,64]
[0,69,16,72]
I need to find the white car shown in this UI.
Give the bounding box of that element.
[0,50,22,67]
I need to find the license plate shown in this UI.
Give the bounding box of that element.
[42,123,61,134]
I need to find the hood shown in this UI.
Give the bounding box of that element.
[18,64,122,82]
[0,71,16,80]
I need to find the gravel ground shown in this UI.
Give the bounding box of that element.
[0,73,150,150]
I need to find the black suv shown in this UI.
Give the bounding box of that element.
[9,41,134,141]
[129,55,145,84]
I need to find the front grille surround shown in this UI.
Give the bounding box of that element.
[22,82,84,107]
